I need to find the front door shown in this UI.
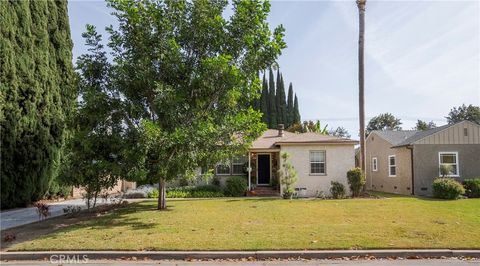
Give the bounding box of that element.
[257,154,271,185]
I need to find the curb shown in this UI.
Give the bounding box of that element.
[1,250,479,261]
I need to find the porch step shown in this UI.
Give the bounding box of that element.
[247,186,280,197]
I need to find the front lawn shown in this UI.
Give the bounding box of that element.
[10,195,480,250]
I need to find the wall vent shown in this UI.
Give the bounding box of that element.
[421,187,428,191]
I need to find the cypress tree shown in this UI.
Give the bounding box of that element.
[286,83,294,127]
[0,0,75,208]
[279,74,287,126]
[268,69,277,128]
[293,94,301,124]
[275,70,283,124]
[260,74,269,125]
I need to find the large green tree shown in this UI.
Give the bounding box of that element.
[366,113,402,136]
[0,0,75,208]
[446,104,480,125]
[61,26,141,209]
[103,0,285,209]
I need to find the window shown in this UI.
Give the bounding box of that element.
[372,157,378,172]
[215,162,230,175]
[388,155,396,177]
[310,151,326,174]
[439,152,459,177]
[464,128,468,137]
[232,156,246,175]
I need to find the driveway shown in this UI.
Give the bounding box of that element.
[0,198,145,231]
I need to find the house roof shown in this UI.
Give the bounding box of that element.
[250,129,358,150]
[393,124,451,147]
[372,130,419,146]
[372,121,475,148]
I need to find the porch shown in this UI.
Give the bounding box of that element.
[246,150,280,197]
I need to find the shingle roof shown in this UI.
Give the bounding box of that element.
[250,129,358,150]
[393,123,451,147]
[251,129,296,149]
[276,132,358,144]
[372,130,419,146]
[373,122,463,147]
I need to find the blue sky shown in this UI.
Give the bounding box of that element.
[68,0,480,139]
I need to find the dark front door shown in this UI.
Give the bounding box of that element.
[257,154,271,185]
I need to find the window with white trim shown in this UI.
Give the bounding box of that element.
[215,161,230,175]
[439,152,459,176]
[388,155,396,177]
[232,156,246,175]
[372,157,378,172]
[310,151,326,174]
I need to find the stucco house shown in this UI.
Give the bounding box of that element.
[366,121,480,196]
[214,125,358,197]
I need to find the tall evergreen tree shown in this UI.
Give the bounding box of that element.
[286,83,294,128]
[275,70,282,124]
[279,74,287,125]
[268,69,277,128]
[0,0,75,208]
[275,70,287,126]
[260,74,269,125]
[293,94,301,124]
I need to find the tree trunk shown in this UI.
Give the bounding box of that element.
[157,177,166,210]
[357,0,366,174]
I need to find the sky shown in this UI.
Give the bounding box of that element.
[68,0,480,140]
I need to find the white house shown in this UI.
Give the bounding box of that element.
[214,125,358,197]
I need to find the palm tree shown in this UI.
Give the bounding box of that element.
[357,0,366,172]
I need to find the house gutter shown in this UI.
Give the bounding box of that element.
[407,145,414,196]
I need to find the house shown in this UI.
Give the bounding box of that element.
[366,121,480,196]
[214,125,358,197]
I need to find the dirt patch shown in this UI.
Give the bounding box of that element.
[0,203,126,251]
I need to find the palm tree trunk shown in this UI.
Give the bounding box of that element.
[357,0,366,173]
[157,177,166,210]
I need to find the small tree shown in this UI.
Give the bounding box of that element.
[347,168,366,197]
[278,152,298,199]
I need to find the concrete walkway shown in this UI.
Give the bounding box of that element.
[0,198,145,231]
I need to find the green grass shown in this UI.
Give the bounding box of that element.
[12,196,480,251]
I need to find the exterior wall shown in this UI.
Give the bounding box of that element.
[279,144,355,197]
[366,133,413,195]
[413,144,480,196]
[416,121,480,145]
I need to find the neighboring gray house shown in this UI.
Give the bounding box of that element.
[366,121,480,196]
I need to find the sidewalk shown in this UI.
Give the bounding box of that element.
[0,250,478,261]
[0,198,144,231]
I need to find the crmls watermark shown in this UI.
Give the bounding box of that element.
[50,254,88,264]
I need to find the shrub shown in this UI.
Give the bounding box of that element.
[278,152,298,199]
[224,176,247,197]
[433,178,465,199]
[147,189,159,198]
[211,176,221,187]
[330,181,346,199]
[463,178,480,198]
[63,205,81,215]
[347,168,365,197]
